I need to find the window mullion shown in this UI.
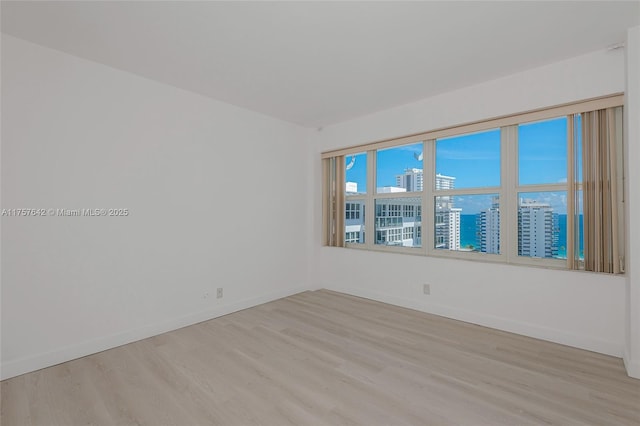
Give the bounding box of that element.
[567,115,576,269]
[516,183,567,192]
[434,187,502,197]
[365,150,376,249]
[425,139,436,256]
[503,125,518,264]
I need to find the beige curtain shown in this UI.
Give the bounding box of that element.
[323,157,345,247]
[581,107,623,273]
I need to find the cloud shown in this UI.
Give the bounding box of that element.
[436,149,499,161]
[395,144,423,153]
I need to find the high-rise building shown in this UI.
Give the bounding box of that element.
[345,181,358,194]
[396,168,424,192]
[476,196,500,254]
[394,169,455,193]
[433,174,460,251]
[518,199,559,258]
[435,207,461,250]
[435,173,456,191]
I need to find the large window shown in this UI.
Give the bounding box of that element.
[322,96,624,273]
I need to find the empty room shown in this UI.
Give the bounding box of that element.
[2,1,640,425]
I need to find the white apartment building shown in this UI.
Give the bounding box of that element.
[518,199,559,258]
[395,169,457,192]
[396,168,424,192]
[477,196,501,254]
[433,174,460,251]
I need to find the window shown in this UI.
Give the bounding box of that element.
[346,152,367,194]
[434,128,501,254]
[519,117,567,186]
[374,142,424,249]
[403,227,414,240]
[434,194,500,253]
[345,231,361,243]
[516,118,568,260]
[346,202,361,220]
[375,229,402,244]
[344,153,366,244]
[436,129,501,189]
[375,198,421,248]
[377,142,423,193]
[517,192,562,259]
[322,95,624,273]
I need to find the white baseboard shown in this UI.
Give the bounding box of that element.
[324,284,623,358]
[623,348,640,379]
[1,286,308,381]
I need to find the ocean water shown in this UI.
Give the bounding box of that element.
[460,215,478,249]
[460,214,583,258]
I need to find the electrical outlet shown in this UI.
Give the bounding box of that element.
[203,292,209,299]
[423,284,431,295]
[217,288,223,299]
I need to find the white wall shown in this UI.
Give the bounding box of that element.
[312,48,629,359]
[1,35,310,380]
[624,26,640,378]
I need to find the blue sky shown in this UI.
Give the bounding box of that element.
[518,117,567,186]
[345,117,569,214]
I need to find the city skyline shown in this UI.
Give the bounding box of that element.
[346,168,565,259]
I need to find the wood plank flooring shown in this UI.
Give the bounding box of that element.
[2,290,639,425]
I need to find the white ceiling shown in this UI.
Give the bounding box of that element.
[2,1,639,127]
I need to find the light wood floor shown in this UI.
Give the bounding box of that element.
[2,290,639,426]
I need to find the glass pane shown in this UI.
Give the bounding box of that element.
[374,198,421,248]
[376,142,423,193]
[436,129,500,189]
[519,117,567,185]
[345,200,365,244]
[434,194,500,253]
[517,191,566,259]
[345,152,367,194]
